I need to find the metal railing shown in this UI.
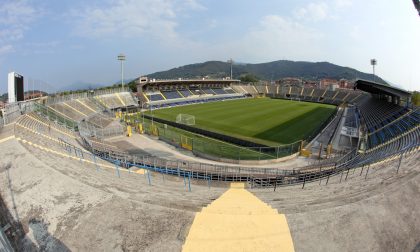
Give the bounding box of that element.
[0,227,13,252]
[51,129,419,189]
[33,102,78,131]
[78,118,125,139]
[46,87,130,105]
[1,101,35,125]
[138,117,302,161]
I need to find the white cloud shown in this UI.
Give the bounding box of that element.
[335,0,352,8]
[71,0,205,44]
[204,15,325,63]
[23,41,61,55]
[0,0,39,56]
[0,1,37,26]
[0,29,24,43]
[207,19,218,29]
[349,26,361,40]
[294,2,329,21]
[0,44,14,55]
[182,0,206,11]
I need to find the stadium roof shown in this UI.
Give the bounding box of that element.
[354,79,411,98]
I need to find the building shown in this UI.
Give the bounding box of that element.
[320,78,338,88]
[276,77,302,86]
[8,72,24,103]
[24,91,44,100]
[338,79,354,89]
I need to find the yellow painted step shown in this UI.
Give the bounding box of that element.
[183,183,295,252]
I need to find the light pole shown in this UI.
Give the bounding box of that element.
[227,58,233,80]
[370,59,377,83]
[118,53,126,88]
[141,102,145,124]
[150,93,154,126]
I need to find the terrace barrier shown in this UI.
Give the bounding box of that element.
[135,116,302,161]
[55,133,419,189]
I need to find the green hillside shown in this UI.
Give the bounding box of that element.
[145,60,386,84]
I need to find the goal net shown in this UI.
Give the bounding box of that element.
[176,114,195,126]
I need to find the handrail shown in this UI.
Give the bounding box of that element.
[51,129,419,188]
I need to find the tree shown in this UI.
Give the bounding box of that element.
[127,80,137,92]
[412,91,420,106]
[240,73,259,83]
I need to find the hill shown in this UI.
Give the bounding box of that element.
[145,60,386,83]
[0,90,48,102]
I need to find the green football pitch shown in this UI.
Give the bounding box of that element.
[147,98,336,146]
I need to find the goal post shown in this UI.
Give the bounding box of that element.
[176,114,195,126]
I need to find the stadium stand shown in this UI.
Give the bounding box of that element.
[201,88,216,95]
[10,90,420,189]
[1,78,419,251]
[189,89,205,95]
[46,88,138,111]
[232,84,259,96]
[302,87,314,99]
[146,93,165,102]
[224,87,236,94]
[95,92,138,109]
[211,88,227,95]
[289,86,302,97]
[3,109,418,251]
[1,78,418,251]
[233,83,374,107]
[161,90,183,99]
[359,102,419,149]
[265,85,275,95]
[255,85,267,94]
[3,79,418,188]
[137,80,244,109]
[32,90,130,140]
[3,115,225,251]
[179,89,194,97]
[333,90,348,102]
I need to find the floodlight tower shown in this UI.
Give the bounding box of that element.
[370,59,377,83]
[117,53,126,88]
[227,58,233,79]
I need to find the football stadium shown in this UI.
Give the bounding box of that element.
[0,75,419,251]
[1,1,420,252]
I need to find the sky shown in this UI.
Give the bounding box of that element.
[0,0,419,93]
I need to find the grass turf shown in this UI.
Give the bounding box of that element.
[146,98,336,146]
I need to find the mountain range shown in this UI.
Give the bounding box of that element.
[145,60,385,83]
[1,60,386,98]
